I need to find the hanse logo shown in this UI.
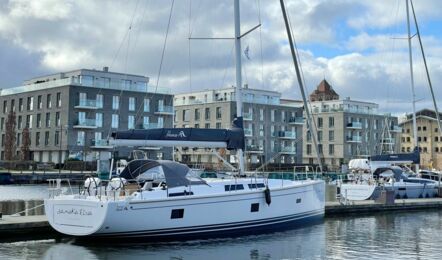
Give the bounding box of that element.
[165,130,187,138]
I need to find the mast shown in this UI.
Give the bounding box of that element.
[234,0,245,175]
[406,0,419,172]
[280,0,323,173]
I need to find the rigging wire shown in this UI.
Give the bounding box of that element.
[257,0,264,89]
[134,0,175,123]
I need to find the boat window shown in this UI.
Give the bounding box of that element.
[296,198,302,204]
[248,183,265,189]
[225,184,245,191]
[250,203,259,212]
[137,165,165,181]
[171,209,184,219]
[169,191,194,197]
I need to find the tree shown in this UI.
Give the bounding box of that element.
[4,110,16,161]
[21,127,31,161]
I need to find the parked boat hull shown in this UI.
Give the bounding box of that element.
[45,180,325,241]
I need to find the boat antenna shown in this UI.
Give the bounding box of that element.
[234,0,245,175]
[406,0,419,173]
[280,0,323,173]
[410,0,442,157]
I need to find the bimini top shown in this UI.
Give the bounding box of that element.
[118,159,206,188]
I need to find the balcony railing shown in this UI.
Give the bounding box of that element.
[272,131,296,139]
[91,139,112,148]
[244,128,253,136]
[382,138,395,144]
[138,123,160,129]
[246,145,264,153]
[347,122,362,129]
[155,105,174,115]
[346,136,362,142]
[288,117,304,124]
[390,126,402,132]
[280,146,297,154]
[75,99,97,109]
[74,119,97,128]
[243,113,253,120]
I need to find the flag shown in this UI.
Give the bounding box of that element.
[244,45,250,60]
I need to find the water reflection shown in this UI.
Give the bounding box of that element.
[2,211,442,260]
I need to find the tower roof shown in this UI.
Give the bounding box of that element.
[309,79,339,101]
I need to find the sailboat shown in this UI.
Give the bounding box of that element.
[339,0,441,201]
[44,0,325,240]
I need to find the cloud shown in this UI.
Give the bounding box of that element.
[0,0,441,115]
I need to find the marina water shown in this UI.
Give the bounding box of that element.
[1,185,442,259]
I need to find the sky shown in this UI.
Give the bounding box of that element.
[1,0,442,116]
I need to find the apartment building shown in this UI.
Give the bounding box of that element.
[0,67,173,164]
[173,86,304,168]
[302,80,400,171]
[400,109,442,170]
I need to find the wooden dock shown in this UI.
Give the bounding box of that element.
[2,198,442,241]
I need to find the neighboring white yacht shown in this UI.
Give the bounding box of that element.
[339,152,438,201]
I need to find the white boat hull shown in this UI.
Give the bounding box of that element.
[340,182,438,201]
[45,180,325,240]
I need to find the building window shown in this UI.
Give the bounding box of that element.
[205,123,210,128]
[45,131,50,146]
[17,116,22,129]
[27,97,34,111]
[216,107,222,119]
[194,109,200,121]
[78,112,86,125]
[112,114,119,128]
[306,144,312,155]
[318,117,323,128]
[55,131,60,146]
[56,92,61,107]
[96,94,103,108]
[143,116,149,128]
[36,114,42,128]
[144,98,150,112]
[318,144,323,153]
[47,94,52,109]
[329,144,334,155]
[10,99,15,112]
[37,95,42,109]
[317,131,322,141]
[329,117,334,128]
[128,115,135,129]
[216,122,222,129]
[77,131,85,146]
[436,137,439,142]
[329,130,334,141]
[36,132,40,146]
[194,124,199,128]
[436,147,439,153]
[129,97,135,111]
[26,115,33,128]
[271,110,275,121]
[112,96,119,110]
[19,98,23,112]
[407,137,411,142]
[418,126,421,131]
[45,112,51,127]
[95,132,102,143]
[17,133,21,146]
[205,108,210,120]
[183,110,190,121]
[158,117,164,128]
[423,126,427,131]
[307,131,311,142]
[96,113,103,127]
[55,112,60,127]
[260,109,264,121]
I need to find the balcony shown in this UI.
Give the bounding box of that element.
[381,138,395,144]
[347,122,362,129]
[75,99,98,109]
[155,105,174,115]
[138,123,160,129]
[91,139,112,149]
[272,131,297,139]
[244,128,253,137]
[346,135,362,142]
[280,146,297,154]
[73,119,97,129]
[245,145,264,153]
[243,113,253,121]
[390,126,402,132]
[288,117,304,125]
